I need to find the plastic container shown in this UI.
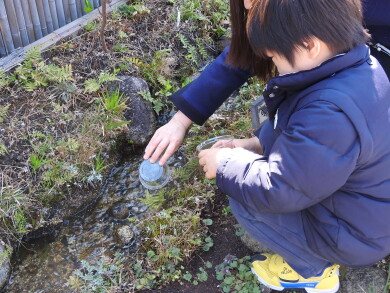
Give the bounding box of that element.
[196,135,235,153]
[139,159,171,190]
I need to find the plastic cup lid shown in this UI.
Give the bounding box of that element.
[139,160,163,182]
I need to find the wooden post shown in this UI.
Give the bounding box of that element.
[28,0,43,40]
[0,0,15,53]
[13,0,30,46]
[0,31,7,57]
[75,0,82,18]
[20,0,36,42]
[4,0,23,48]
[34,0,48,36]
[81,0,86,16]
[42,0,54,33]
[68,0,78,21]
[48,0,59,30]
[63,0,71,24]
[55,0,66,27]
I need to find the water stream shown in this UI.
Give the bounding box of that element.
[4,152,185,293]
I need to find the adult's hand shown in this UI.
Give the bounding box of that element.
[144,111,192,165]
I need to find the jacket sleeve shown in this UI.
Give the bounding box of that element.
[216,101,360,213]
[170,47,251,125]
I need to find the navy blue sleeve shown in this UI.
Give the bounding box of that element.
[170,47,251,125]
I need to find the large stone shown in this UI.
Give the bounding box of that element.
[107,76,157,146]
[240,231,273,254]
[339,266,387,293]
[0,239,11,290]
[114,226,135,247]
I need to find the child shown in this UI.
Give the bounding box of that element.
[197,0,390,292]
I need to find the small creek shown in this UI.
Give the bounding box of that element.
[4,152,186,293]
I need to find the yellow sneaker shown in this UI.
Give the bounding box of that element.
[251,254,340,293]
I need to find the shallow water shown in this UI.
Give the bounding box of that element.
[5,153,185,293]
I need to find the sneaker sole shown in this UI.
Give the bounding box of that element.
[251,267,340,293]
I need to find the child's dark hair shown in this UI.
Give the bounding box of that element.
[247,0,370,66]
[227,0,275,80]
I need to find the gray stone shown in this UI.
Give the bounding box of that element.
[110,201,130,219]
[114,226,135,247]
[107,76,157,146]
[339,266,387,293]
[0,239,11,290]
[240,231,273,254]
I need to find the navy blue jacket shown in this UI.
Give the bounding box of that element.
[172,45,390,267]
[216,45,390,267]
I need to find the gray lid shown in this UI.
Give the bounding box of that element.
[139,160,163,182]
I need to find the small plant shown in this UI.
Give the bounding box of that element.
[118,3,150,18]
[101,88,128,115]
[12,47,73,91]
[139,90,164,115]
[0,141,7,155]
[84,71,120,93]
[69,255,123,293]
[83,0,94,13]
[0,104,10,123]
[29,153,51,171]
[94,153,107,174]
[0,185,31,235]
[215,255,265,293]
[0,69,10,89]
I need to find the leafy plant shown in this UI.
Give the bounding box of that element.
[0,69,10,89]
[101,88,128,115]
[29,154,51,171]
[0,141,7,155]
[83,0,94,13]
[139,90,164,115]
[69,255,123,293]
[0,104,10,123]
[215,255,265,293]
[118,3,150,18]
[0,185,31,235]
[12,47,73,91]
[84,71,120,93]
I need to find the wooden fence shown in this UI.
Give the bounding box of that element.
[0,0,105,57]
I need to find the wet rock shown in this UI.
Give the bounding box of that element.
[107,76,157,146]
[240,231,273,254]
[0,239,11,290]
[110,202,130,220]
[114,226,135,247]
[339,266,387,293]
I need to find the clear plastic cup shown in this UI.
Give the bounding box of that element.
[139,159,171,190]
[196,135,235,153]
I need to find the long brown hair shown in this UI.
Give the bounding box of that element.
[227,0,275,80]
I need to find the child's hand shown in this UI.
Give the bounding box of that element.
[198,148,220,179]
[198,148,233,179]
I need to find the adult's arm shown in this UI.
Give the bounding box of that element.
[170,46,252,125]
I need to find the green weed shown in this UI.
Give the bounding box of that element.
[215,255,265,293]
[101,88,128,115]
[29,154,51,171]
